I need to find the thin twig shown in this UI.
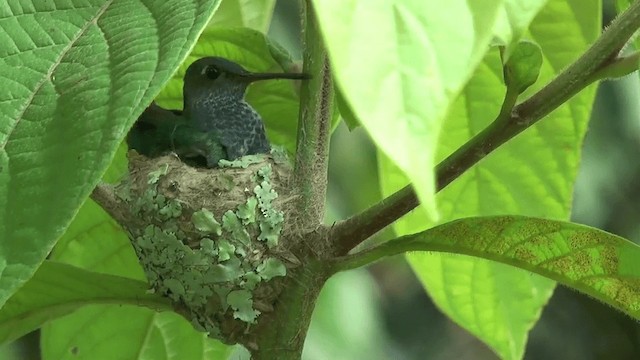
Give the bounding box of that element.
[90,183,132,227]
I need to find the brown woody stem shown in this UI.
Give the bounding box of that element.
[292,0,334,231]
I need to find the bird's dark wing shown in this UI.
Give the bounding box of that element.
[173,127,227,168]
[127,102,185,157]
[127,102,227,167]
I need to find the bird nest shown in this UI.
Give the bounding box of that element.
[114,150,300,344]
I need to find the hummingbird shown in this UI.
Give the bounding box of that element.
[128,57,309,167]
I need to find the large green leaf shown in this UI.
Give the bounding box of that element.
[0,261,170,345]
[0,0,220,308]
[210,0,276,32]
[304,270,389,360]
[154,27,306,155]
[378,0,600,359]
[42,305,232,360]
[493,1,550,56]
[333,0,550,132]
[341,216,640,318]
[313,0,507,220]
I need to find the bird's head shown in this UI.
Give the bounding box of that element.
[183,57,309,104]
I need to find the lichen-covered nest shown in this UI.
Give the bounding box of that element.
[114,151,300,344]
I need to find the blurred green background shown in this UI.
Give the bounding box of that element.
[3,0,639,359]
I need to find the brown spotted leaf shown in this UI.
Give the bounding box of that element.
[348,216,640,319]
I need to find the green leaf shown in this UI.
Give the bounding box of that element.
[304,270,389,360]
[313,0,504,220]
[154,27,307,155]
[0,0,220,308]
[503,40,543,94]
[41,305,232,360]
[378,0,600,359]
[335,85,360,130]
[209,0,276,33]
[492,0,550,57]
[103,142,129,183]
[50,199,144,280]
[346,216,640,320]
[0,261,170,345]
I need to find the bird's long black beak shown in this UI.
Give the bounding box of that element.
[240,71,311,82]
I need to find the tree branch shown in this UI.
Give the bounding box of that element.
[330,1,640,255]
[293,1,334,230]
[90,183,133,228]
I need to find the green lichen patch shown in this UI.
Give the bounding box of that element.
[135,187,160,214]
[242,271,262,291]
[163,278,186,301]
[147,164,169,184]
[217,239,236,261]
[254,181,277,204]
[218,154,268,168]
[236,196,258,224]
[257,165,273,179]
[256,258,287,281]
[200,238,217,257]
[222,211,252,247]
[227,290,260,323]
[258,215,284,248]
[235,246,247,257]
[159,199,182,220]
[253,165,285,248]
[213,285,232,309]
[192,209,222,235]
[205,261,244,283]
[131,223,226,337]
[270,146,290,165]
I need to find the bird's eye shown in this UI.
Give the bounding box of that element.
[204,65,220,80]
